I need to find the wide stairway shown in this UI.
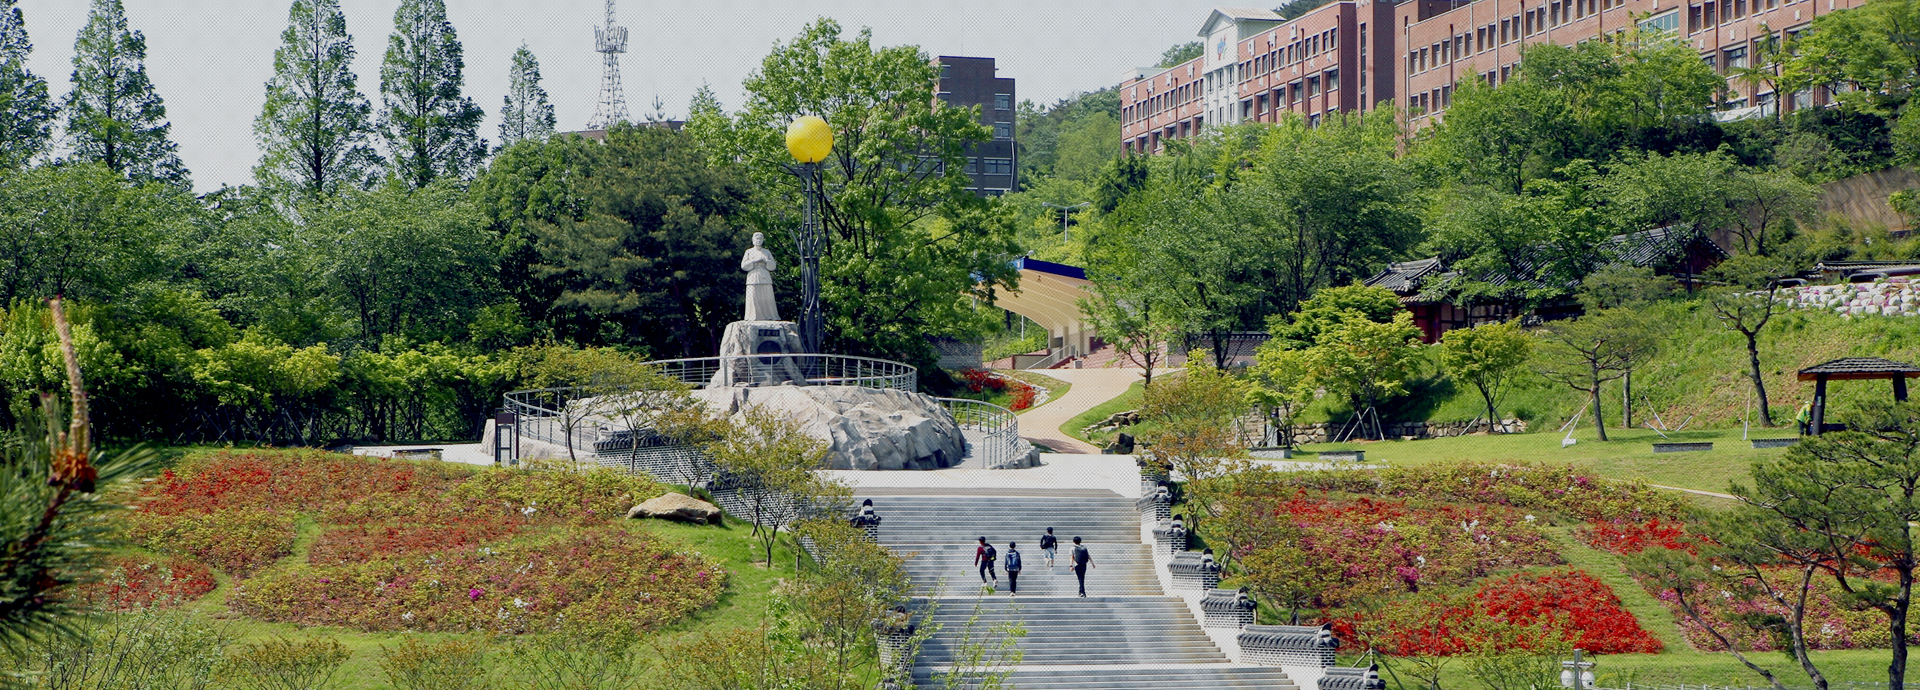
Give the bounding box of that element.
[859,487,1300,690]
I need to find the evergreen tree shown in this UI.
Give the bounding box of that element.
[63,0,185,185]
[0,0,56,169]
[254,0,381,198]
[379,0,484,187]
[497,44,554,149]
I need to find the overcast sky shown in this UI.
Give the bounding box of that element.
[15,0,1227,193]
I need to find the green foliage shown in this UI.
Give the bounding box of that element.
[1439,320,1533,429]
[1299,311,1425,418]
[788,519,913,673]
[21,606,233,690]
[1784,0,1920,116]
[706,405,846,566]
[1156,41,1201,67]
[686,19,1018,368]
[309,180,496,343]
[1271,283,1404,349]
[0,163,182,305]
[254,0,381,197]
[379,637,490,690]
[1536,309,1660,441]
[0,0,55,169]
[221,637,351,690]
[63,0,185,186]
[378,0,485,187]
[501,627,644,690]
[498,45,554,149]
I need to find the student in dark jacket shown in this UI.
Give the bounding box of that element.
[1039,527,1058,567]
[1004,542,1022,595]
[1070,536,1093,597]
[974,536,998,585]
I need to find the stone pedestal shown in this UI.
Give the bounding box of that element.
[710,320,808,387]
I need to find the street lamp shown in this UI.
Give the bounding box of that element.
[1040,201,1090,243]
[786,115,833,354]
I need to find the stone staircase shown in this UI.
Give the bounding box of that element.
[859,487,1305,690]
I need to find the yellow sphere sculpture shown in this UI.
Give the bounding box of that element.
[786,115,833,163]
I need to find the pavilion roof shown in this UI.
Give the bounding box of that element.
[1798,357,1920,381]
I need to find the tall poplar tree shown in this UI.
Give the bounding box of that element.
[63,0,185,185]
[497,45,554,149]
[0,0,56,169]
[255,0,381,198]
[379,0,484,187]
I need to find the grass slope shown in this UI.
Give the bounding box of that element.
[1062,379,1145,443]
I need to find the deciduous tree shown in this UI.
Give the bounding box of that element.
[1537,309,1658,441]
[1439,320,1533,432]
[255,0,382,197]
[63,0,185,186]
[0,0,55,169]
[378,0,485,187]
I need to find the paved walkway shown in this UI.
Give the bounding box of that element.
[1013,367,1146,454]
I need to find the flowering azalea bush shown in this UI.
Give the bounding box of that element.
[1336,569,1662,656]
[1216,493,1561,606]
[230,526,724,634]
[957,369,1038,411]
[1578,518,1696,555]
[1644,569,1895,651]
[1275,462,1686,522]
[79,554,217,610]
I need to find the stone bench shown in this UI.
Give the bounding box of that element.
[1751,438,1800,449]
[1319,450,1364,463]
[1652,442,1713,453]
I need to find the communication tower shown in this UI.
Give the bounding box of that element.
[587,0,628,130]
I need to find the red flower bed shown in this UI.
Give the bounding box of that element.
[308,518,523,565]
[1477,570,1664,653]
[1335,569,1662,656]
[231,526,725,634]
[1578,518,1696,555]
[1272,462,1687,522]
[78,554,218,610]
[957,369,1038,411]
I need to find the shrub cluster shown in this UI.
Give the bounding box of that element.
[1337,569,1663,656]
[78,554,218,610]
[1649,571,1892,651]
[957,368,1038,411]
[1577,518,1695,555]
[1274,462,1687,522]
[231,526,723,634]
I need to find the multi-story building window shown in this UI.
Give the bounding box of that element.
[994,122,1012,139]
[985,158,1013,175]
[1640,10,1680,33]
[1725,45,1748,69]
[936,56,1014,194]
[994,93,1011,110]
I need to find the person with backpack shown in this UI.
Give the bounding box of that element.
[1039,527,1058,567]
[1004,542,1022,595]
[1070,536,1093,597]
[974,536,998,587]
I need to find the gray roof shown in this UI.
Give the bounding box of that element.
[1364,257,1445,295]
[1363,226,1727,300]
[1798,357,1920,380]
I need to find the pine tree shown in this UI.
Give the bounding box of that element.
[63,0,185,185]
[0,0,56,169]
[379,0,484,187]
[497,45,555,149]
[254,0,381,198]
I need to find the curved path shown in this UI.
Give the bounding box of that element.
[1011,367,1144,454]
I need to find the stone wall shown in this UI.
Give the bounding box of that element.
[1281,419,1528,445]
[1817,166,1918,233]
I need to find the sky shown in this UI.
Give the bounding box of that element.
[16,0,1230,193]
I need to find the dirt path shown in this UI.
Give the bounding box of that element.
[1011,367,1143,454]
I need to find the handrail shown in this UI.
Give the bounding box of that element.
[935,397,1030,469]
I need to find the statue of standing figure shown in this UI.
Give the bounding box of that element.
[742,232,779,321]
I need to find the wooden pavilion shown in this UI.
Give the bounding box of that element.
[1798,357,1920,434]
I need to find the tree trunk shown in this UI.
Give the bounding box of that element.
[1747,331,1775,427]
[1892,571,1911,690]
[1591,364,1609,442]
[1479,384,1499,434]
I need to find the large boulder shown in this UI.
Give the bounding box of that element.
[628,493,724,525]
[690,385,966,471]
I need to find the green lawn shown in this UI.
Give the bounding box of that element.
[1061,379,1146,443]
[1294,425,1795,494]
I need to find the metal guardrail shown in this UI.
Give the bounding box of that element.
[643,353,917,392]
[936,397,1029,469]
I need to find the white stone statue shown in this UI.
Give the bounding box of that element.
[741,232,779,321]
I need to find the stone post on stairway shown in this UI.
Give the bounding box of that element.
[1201,587,1258,629]
[1152,514,1188,555]
[1319,665,1388,690]
[1137,454,1170,494]
[1237,623,1340,668]
[1168,549,1222,591]
[850,498,881,543]
[1136,485,1172,527]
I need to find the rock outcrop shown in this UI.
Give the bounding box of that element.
[691,385,965,471]
[627,493,724,524]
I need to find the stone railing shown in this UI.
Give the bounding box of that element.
[1320,665,1387,690]
[1238,623,1339,668]
[1167,549,1222,591]
[1152,517,1188,555]
[1201,587,1257,629]
[1136,486,1172,525]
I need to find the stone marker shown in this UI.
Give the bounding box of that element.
[627,492,723,525]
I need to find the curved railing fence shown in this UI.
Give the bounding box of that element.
[934,397,1029,469]
[501,354,1029,471]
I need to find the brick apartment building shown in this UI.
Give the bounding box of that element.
[1397,0,1864,125]
[1122,0,1866,152]
[936,56,1017,195]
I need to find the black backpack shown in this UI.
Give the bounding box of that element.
[1072,545,1090,566]
[983,545,997,562]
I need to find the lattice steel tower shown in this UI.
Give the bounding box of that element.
[587,0,628,130]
